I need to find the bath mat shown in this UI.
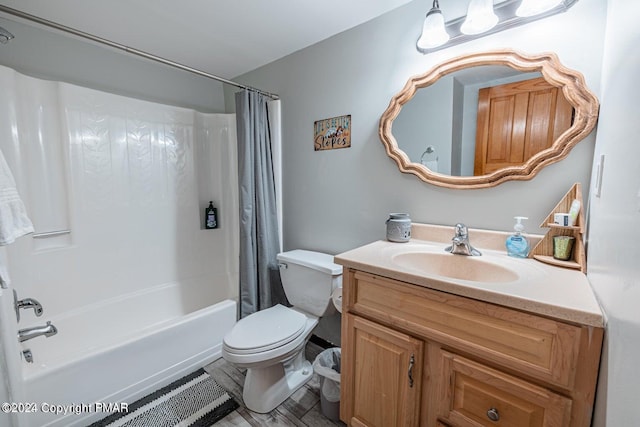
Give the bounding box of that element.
[89,368,238,427]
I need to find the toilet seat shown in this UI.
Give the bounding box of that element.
[223,304,306,354]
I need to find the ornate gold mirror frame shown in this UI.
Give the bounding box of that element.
[379,50,599,189]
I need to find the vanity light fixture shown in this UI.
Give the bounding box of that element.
[461,0,498,35]
[417,0,579,54]
[417,0,450,50]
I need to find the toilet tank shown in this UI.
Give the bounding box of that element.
[277,250,342,317]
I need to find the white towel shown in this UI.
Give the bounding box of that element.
[0,148,34,246]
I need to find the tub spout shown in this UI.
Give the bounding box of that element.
[18,321,58,342]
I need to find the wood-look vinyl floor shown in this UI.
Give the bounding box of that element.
[204,341,346,426]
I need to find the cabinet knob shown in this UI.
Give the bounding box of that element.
[486,407,500,422]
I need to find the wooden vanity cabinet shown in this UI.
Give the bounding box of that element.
[339,268,603,427]
[342,314,423,427]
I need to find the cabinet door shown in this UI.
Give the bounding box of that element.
[437,350,572,427]
[341,314,423,427]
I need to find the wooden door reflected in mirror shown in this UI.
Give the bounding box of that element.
[474,76,573,175]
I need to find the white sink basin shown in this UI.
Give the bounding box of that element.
[392,251,519,283]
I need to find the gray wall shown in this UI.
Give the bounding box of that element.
[232,0,606,257]
[0,16,227,113]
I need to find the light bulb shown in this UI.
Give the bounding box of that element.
[516,0,563,17]
[417,2,450,50]
[461,0,499,35]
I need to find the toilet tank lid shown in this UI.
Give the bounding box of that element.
[277,250,342,275]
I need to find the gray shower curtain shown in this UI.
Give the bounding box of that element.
[236,90,282,318]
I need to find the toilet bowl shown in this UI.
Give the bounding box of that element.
[222,250,342,413]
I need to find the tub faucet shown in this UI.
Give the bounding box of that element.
[16,298,43,321]
[18,321,58,342]
[445,223,482,256]
[13,290,44,322]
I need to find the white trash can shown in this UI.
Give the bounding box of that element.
[313,347,341,421]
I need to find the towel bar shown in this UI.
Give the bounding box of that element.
[32,229,71,238]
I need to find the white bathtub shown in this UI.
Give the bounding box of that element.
[17,283,237,427]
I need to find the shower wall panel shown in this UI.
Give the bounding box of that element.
[0,65,238,320]
[0,66,71,250]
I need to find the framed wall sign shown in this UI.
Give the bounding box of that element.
[314,114,351,151]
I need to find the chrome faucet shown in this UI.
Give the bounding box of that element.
[18,321,58,342]
[445,223,482,256]
[13,290,44,322]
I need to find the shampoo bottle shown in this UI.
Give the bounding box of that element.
[506,216,530,258]
[205,201,218,229]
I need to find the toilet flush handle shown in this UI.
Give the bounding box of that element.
[278,262,288,270]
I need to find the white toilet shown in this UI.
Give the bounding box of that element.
[222,249,343,413]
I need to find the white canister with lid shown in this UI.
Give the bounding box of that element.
[386,213,411,243]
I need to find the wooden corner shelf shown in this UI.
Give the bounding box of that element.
[545,223,582,231]
[532,255,583,270]
[531,183,586,273]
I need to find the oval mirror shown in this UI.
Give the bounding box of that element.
[379,50,599,189]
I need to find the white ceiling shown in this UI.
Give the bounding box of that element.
[0,0,415,79]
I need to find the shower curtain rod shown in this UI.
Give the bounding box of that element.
[0,5,280,100]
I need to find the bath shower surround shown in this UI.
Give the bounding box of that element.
[0,64,240,427]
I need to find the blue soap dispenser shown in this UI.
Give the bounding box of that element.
[506,216,530,258]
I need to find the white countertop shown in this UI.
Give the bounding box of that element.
[334,224,604,327]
